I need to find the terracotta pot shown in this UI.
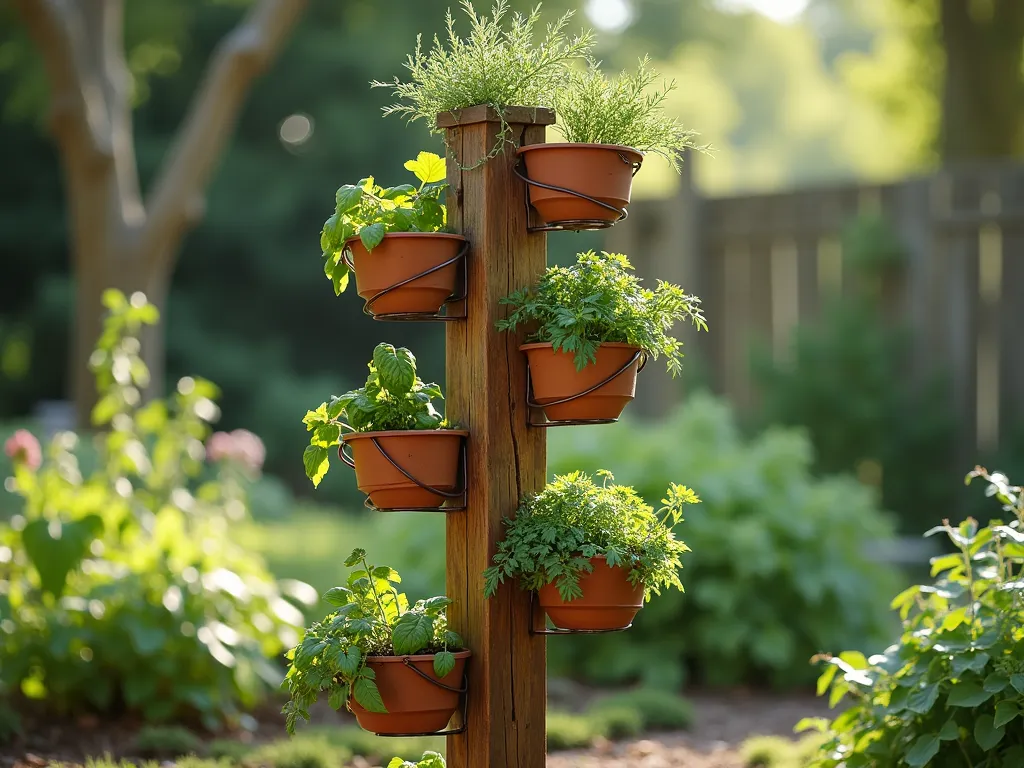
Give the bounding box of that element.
[516,143,644,226]
[521,342,643,422]
[342,429,468,510]
[538,556,644,631]
[350,650,471,735]
[347,233,465,316]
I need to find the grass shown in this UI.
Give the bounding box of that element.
[131,726,203,758]
[739,734,826,768]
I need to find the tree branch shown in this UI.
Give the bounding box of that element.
[13,0,114,161]
[141,0,308,269]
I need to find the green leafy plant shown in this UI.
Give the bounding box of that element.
[320,152,448,296]
[372,0,593,162]
[589,687,694,731]
[483,470,695,601]
[497,250,706,373]
[387,752,446,768]
[554,57,705,170]
[282,549,462,735]
[0,290,313,728]
[300,343,447,487]
[804,467,1024,767]
[545,393,898,689]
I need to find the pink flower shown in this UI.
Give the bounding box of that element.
[206,431,234,463]
[230,429,265,472]
[4,429,42,471]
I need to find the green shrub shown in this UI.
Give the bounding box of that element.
[323,727,441,762]
[546,392,898,688]
[741,734,824,767]
[0,291,314,727]
[207,739,254,762]
[546,711,598,751]
[245,736,351,768]
[172,759,233,768]
[386,752,445,768]
[807,468,1024,767]
[589,687,694,731]
[132,725,203,757]
[588,705,644,740]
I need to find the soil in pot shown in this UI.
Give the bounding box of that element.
[342,429,468,510]
[522,342,642,422]
[347,233,465,316]
[349,650,471,735]
[516,143,643,226]
[538,556,644,631]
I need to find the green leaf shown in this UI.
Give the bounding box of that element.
[947,681,993,707]
[335,184,363,212]
[392,612,434,656]
[372,343,416,394]
[974,714,1005,751]
[359,222,386,251]
[323,587,352,606]
[951,650,989,676]
[984,672,1010,693]
[382,184,416,200]
[338,646,362,678]
[101,289,128,310]
[906,683,939,715]
[1012,674,1024,694]
[352,677,386,713]
[816,664,838,697]
[345,549,366,568]
[937,718,960,741]
[404,151,446,184]
[312,423,341,448]
[303,445,330,487]
[904,734,940,767]
[328,685,347,711]
[993,701,1019,728]
[22,515,103,597]
[433,650,456,678]
[330,260,350,296]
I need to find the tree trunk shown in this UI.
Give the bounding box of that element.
[940,0,1024,161]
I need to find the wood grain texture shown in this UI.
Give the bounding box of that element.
[437,105,555,128]
[443,114,548,767]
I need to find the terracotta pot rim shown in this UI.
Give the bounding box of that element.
[344,232,467,249]
[519,341,642,353]
[516,142,644,160]
[342,429,469,443]
[365,649,472,663]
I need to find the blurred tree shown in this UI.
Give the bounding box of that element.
[11,0,306,425]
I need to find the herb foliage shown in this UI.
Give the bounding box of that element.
[372,1,593,163]
[804,467,1024,767]
[483,470,696,601]
[554,57,706,170]
[282,549,461,735]
[497,250,706,372]
[301,343,447,487]
[388,752,446,768]
[320,152,448,296]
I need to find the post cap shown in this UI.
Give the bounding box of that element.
[436,105,556,129]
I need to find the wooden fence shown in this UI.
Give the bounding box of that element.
[606,161,1024,465]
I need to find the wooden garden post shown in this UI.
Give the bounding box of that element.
[438,105,554,768]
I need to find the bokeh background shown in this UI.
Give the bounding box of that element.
[1,0,1023,762]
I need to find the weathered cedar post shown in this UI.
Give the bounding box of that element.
[438,105,554,767]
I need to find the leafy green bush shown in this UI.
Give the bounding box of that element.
[806,468,1024,767]
[245,736,351,768]
[546,711,599,751]
[497,250,706,374]
[131,725,202,758]
[751,214,955,534]
[553,57,704,169]
[589,687,694,731]
[588,705,644,740]
[0,291,313,727]
[386,752,445,768]
[741,734,825,768]
[546,392,898,688]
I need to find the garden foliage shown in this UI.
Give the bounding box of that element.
[0,291,313,727]
[805,468,1024,767]
[545,392,898,688]
[282,549,461,735]
[497,250,706,373]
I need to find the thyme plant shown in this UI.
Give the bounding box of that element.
[283,549,461,735]
[372,1,593,162]
[483,470,696,601]
[497,250,707,373]
[553,57,707,171]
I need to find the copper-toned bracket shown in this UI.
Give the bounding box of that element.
[514,154,640,233]
[371,663,468,738]
[525,349,648,428]
[341,238,469,321]
[338,435,468,512]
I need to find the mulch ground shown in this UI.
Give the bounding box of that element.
[2,690,829,768]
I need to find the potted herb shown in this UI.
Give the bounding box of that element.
[284,549,469,736]
[320,152,467,316]
[483,471,696,630]
[372,1,593,164]
[518,57,705,227]
[302,343,467,510]
[497,250,706,422]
